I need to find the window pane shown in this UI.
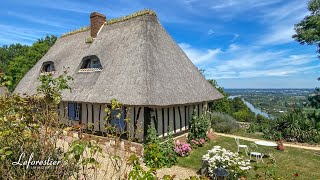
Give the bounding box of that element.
[75,104,80,120]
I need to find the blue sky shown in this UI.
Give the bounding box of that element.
[0,0,319,88]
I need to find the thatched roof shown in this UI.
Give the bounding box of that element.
[14,11,223,106]
[0,86,7,95]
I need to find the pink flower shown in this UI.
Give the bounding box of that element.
[175,142,191,157]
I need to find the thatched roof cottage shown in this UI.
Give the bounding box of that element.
[14,10,223,140]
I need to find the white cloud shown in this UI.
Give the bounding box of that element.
[209,0,281,19]
[231,34,239,42]
[0,24,60,45]
[179,42,318,80]
[8,11,72,28]
[211,0,280,10]
[178,43,221,65]
[227,44,240,52]
[258,0,309,45]
[207,29,214,35]
[259,25,295,45]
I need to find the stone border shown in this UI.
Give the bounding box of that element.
[65,131,144,156]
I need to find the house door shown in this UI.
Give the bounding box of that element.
[144,107,151,139]
[144,107,158,140]
[144,107,153,139]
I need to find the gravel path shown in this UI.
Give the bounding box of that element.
[215,132,320,151]
[155,166,198,179]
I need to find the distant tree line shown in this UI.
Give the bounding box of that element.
[0,35,57,91]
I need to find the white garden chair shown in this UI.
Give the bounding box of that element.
[235,138,248,154]
[249,144,264,163]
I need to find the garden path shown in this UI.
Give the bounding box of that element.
[215,133,320,151]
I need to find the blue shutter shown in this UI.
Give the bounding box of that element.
[68,103,75,120]
[111,109,125,131]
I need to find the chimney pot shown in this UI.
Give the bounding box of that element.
[90,12,106,38]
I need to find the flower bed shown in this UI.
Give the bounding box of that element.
[175,141,191,157]
[190,138,206,147]
[202,146,251,179]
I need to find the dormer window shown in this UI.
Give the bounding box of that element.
[40,61,55,74]
[79,55,102,72]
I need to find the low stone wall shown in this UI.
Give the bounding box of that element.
[66,131,144,156]
[237,122,251,129]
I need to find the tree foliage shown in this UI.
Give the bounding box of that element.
[0,73,75,179]
[267,109,320,143]
[293,0,320,108]
[308,88,320,108]
[0,35,57,91]
[207,79,231,114]
[293,0,320,55]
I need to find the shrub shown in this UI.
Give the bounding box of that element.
[247,115,274,135]
[128,154,157,179]
[174,141,191,157]
[261,109,320,143]
[161,133,177,167]
[210,112,240,133]
[188,108,209,141]
[0,73,78,179]
[232,109,256,122]
[143,142,165,168]
[190,138,206,148]
[202,146,251,179]
[143,127,177,168]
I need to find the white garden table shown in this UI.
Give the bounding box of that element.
[251,141,277,162]
[254,141,277,147]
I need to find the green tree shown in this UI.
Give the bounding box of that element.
[231,97,248,112]
[293,0,320,55]
[0,44,29,70]
[207,79,231,114]
[232,109,256,122]
[308,88,320,108]
[6,35,57,91]
[293,0,320,108]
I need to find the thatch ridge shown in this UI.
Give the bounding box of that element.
[105,9,156,25]
[61,26,90,38]
[61,9,156,38]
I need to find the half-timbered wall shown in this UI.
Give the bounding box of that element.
[59,102,208,139]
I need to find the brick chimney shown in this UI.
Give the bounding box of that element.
[90,12,106,38]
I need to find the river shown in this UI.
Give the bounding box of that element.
[229,95,271,119]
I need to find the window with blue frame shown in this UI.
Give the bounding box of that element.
[68,103,81,121]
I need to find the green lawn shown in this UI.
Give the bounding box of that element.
[177,136,320,179]
[231,129,264,139]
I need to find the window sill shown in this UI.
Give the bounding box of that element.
[78,68,102,72]
[40,71,55,75]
